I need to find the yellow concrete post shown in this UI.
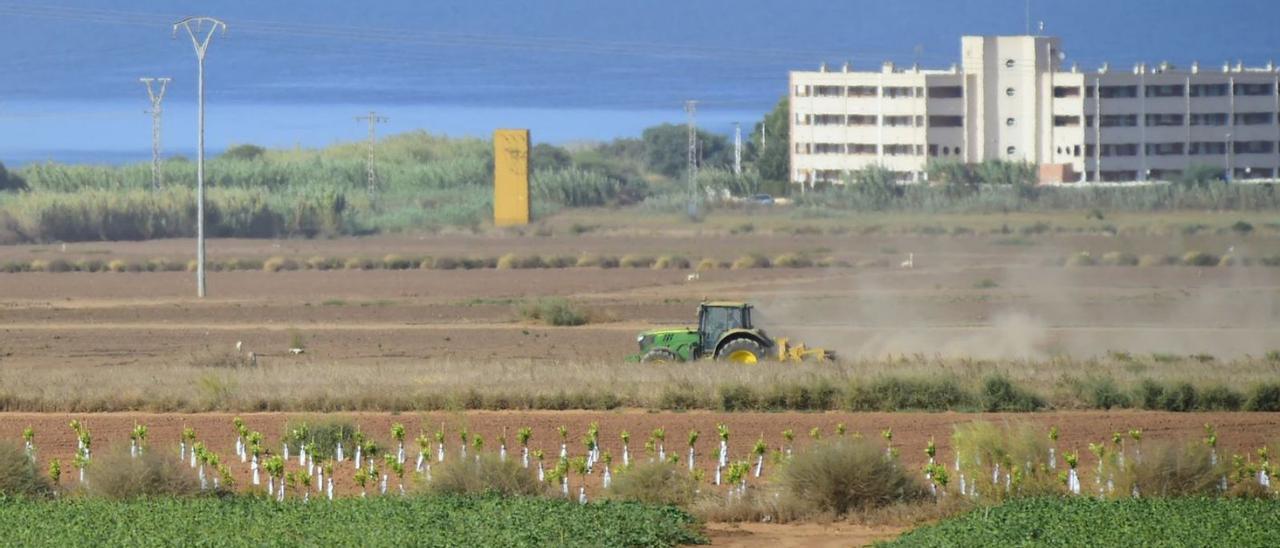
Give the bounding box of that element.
[493,129,530,226]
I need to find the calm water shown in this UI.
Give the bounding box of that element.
[0,0,1275,165]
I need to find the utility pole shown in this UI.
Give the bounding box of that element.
[139,77,171,191]
[174,16,226,299]
[355,111,389,193]
[733,122,742,176]
[684,100,699,220]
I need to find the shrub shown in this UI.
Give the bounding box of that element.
[419,454,543,497]
[306,256,340,271]
[778,437,925,516]
[520,298,587,326]
[731,254,771,269]
[430,256,461,270]
[773,253,814,268]
[619,254,655,268]
[28,259,49,272]
[696,258,719,271]
[74,258,106,273]
[1064,252,1096,267]
[543,255,576,269]
[574,254,601,268]
[1197,385,1244,411]
[1137,254,1172,267]
[0,441,52,498]
[1246,383,1280,411]
[652,255,690,270]
[718,384,758,411]
[816,256,852,268]
[382,254,415,270]
[1100,251,1139,266]
[951,421,1060,501]
[1135,379,1165,410]
[759,381,839,411]
[497,253,544,269]
[1160,382,1198,412]
[981,374,1044,411]
[657,386,711,411]
[1230,220,1254,234]
[86,445,199,500]
[262,256,299,272]
[1113,441,1219,498]
[1086,377,1131,409]
[608,461,697,506]
[344,257,375,270]
[1181,251,1219,267]
[846,376,974,411]
[1218,254,1244,267]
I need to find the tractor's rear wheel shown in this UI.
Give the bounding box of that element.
[717,338,764,364]
[641,348,679,363]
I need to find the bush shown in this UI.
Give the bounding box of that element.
[520,298,587,326]
[574,254,601,268]
[262,256,299,272]
[1085,377,1131,409]
[980,374,1044,411]
[0,441,51,498]
[608,461,697,506]
[759,381,839,411]
[1064,252,1096,267]
[497,253,544,269]
[951,421,1060,501]
[652,255,690,270]
[306,256,340,271]
[429,256,461,270]
[382,254,416,270]
[718,384,758,411]
[619,254,654,268]
[773,253,814,268]
[846,376,974,411]
[1100,251,1139,266]
[86,445,199,500]
[696,258,720,271]
[1197,385,1244,411]
[1181,251,1219,267]
[344,257,375,270]
[1160,382,1198,412]
[1136,379,1165,410]
[1137,254,1173,267]
[778,437,925,516]
[731,254,770,269]
[1113,441,1219,498]
[1245,383,1280,412]
[419,454,543,497]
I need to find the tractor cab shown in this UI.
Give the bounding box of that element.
[698,302,752,346]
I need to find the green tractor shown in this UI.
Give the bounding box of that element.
[629,301,834,364]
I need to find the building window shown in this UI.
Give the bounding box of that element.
[1189,113,1228,126]
[1005,117,1015,126]
[1235,83,1275,96]
[1005,59,1015,68]
[1189,83,1229,97]
[1234,141,1275,154]
[883,144,916,156]
[955,146,961,156]
[847,143,877,155]
[942,146,951,155]
[928,86,963,98]
[1145,84,1185,98]
[847,115,876,126]
[1054,115,1081,127]
[1100,114,1138,127]
[1101,144,1138,157]
[928,144,939,157]
[1006,146,1016,155]
[1234,112,1274,125]
[813,114,845,126]
[1189,142,1227,155]
[883,115,913,127]
[848,85,878,97]
[794,113,812,126]
[813,85,844,97]
[794,85,811,97]
[1098,85,1138,98]
[1054,86,1081,98]
[1005,87,1015,96]
[812,143,844,154]
[882,86,914,98]
[1145,113,1183,126]
[1074,145,1081,157]
[928,115,963,127]
[1145,142,1185,156]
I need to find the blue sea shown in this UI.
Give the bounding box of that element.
[0,0,1275,166]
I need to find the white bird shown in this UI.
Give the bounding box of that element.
[900,253,914,269]
[235,341,243,352]
[289,348,304,355]
[686,272,700,282]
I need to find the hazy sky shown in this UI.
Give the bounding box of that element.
[0,0,1276,158]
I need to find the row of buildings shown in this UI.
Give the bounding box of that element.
[788,35,1280,185]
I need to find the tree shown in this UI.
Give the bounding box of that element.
[926,160,979,198]
[641,124,730,178]
[1176,164,1225,188]
[751,97,789,183]
[531,143,572,171]
[222,144,266,161]
[0,161,26,191]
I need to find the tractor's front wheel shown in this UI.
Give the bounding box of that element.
[640,348,679,363]
[717,338,764,364]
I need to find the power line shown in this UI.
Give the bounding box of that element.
[355,111,388,193]
[139,77,170,190]
[173,15,226,299]
[685,100,699,221]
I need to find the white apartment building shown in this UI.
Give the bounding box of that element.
[789,35,1280,184]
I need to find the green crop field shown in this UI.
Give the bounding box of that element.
[881,498,1280,547]
[0,496,705,547]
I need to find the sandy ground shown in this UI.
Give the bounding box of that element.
[705,522,906,548]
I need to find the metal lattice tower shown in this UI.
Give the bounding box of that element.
[139,77,171,190]
[684,100,698,219]
[173,16,227,299]
[356,111,388,193]
[733,122,742,176]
